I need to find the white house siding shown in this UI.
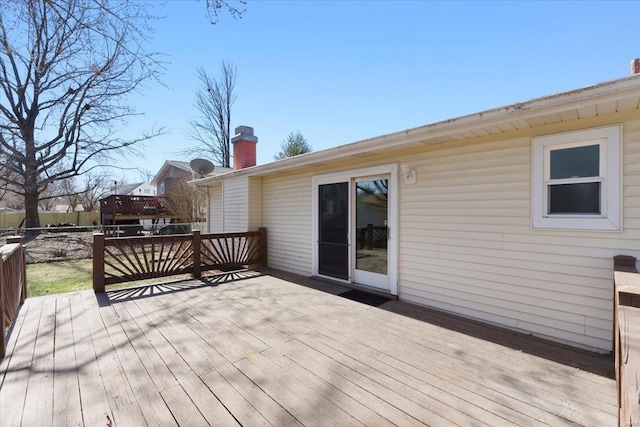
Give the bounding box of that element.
[252,127,626,351]
[262,172,314,276]
[223,177,248,232]
[395,115,640,352]
[207,183,223,233]
[207,112,640,351]
[248,176,263,230]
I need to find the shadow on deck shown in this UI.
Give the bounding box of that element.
[101,268,614,379]
[0,269,616,426]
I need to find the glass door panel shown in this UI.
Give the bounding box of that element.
[355,179,388,275]
[353,176,390,290]
[318,182,349,280]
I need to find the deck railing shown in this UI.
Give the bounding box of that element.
[93,228,267,292]
[613,255,640,427]
[0,236,27,358]
[100,194,173,217]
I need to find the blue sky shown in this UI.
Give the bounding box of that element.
[122,1,640,181]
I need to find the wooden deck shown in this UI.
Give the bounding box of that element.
[0,269,616,426]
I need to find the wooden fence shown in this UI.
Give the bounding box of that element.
[0,211,100,228]
[613,255,640,426]
[93,228,267,292]
[0,236,27,358]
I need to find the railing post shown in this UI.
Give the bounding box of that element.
[192,229,201,279]
[258,227,267,268]
[0,252,5,358]
[93,233,105,293]
[613,255,640,427]
[7,236,26,303]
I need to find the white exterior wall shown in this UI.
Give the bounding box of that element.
[262,173,314,276]
[207,184,223,233]
[130,182,156,196]
[208,114,640,351]
[222,177,248,232]
[248,176,263,230]
[394,117,640,352]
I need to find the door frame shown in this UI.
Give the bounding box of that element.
[311,163,398,295]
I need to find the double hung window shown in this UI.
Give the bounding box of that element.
[532,125,621,230]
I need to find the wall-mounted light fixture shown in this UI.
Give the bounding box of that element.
[400,164,416,185]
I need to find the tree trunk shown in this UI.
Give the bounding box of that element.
[24,150,40,228]
[24,190,41,228]
[23,132,41,228]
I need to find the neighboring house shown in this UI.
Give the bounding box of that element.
[151,160,232,196]
[111,182,156,196]
[192,73,640,353]
[151,161,193,196]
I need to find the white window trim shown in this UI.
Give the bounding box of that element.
[532,125,621,231]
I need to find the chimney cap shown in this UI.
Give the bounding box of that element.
[235,125,254,135]
[232,125,258,144]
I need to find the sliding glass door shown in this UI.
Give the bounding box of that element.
[312,164,398,294]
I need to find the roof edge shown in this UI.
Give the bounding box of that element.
[192,73,640,186]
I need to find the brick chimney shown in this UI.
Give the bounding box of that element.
[631,59,640,75]
[232,125,258,170]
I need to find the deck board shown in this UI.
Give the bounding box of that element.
[304,306,610,424]
[117,298,238,426]
[81,291,149,427]
[52,295,83,427]
[217,275,615,425]
[0,296,43,426]
[259,347,395,427]
[68,292,113,427]
[0,270,617,426]
[97,292,177,426]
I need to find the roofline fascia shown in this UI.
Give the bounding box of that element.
[191,74,640,186]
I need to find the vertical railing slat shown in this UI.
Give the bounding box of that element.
[193,230,201,279]
[93,233,105,293]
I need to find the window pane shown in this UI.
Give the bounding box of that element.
[548,182,601,214]
[550,144,599,179]
[355,179,388,275]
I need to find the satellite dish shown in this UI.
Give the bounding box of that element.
[190,158,215,178]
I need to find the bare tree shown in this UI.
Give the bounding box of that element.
[205,0,246,24]
[0,0,164,227]
[274,130,312,160]
[187,62,237,168]
[58,172,108,212]
[77,171,111,212]
[163,179,203,223]
[0,151,16,204]
[138,168,155,183]
[38,179,63,212]
[3,193,24,210]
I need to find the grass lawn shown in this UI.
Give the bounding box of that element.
[27,259,93,297]
[26,259,193,297]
